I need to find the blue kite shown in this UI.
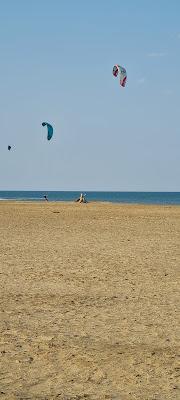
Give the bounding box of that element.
[42,122,53,141]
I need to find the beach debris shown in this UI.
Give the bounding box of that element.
[8,145,11,151]
[112,64,127,87]
[42,122,53,141]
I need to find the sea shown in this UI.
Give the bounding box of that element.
[0,191,180,205]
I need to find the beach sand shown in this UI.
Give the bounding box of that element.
[0,202,179,400]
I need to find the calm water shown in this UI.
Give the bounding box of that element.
[0,191,180,204]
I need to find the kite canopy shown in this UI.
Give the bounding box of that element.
[8,145,11,151]
[42,122,53,141]
[112,64,127,87]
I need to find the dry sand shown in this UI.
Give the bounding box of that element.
[0,201,179,400]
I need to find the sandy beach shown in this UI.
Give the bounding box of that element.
[0,201,179,400]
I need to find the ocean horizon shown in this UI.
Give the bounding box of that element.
[0,191,180,205]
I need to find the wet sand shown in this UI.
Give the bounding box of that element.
[0,202,179,400]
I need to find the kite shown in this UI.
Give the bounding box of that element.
[42,122,53,141]
[112,65,127,87]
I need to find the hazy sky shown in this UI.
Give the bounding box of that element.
[0,0,180,191]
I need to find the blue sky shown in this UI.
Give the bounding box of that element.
[0,0,180,190]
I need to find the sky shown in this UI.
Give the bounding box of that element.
[0,0,180,191]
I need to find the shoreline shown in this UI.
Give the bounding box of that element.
[0,199,180,207]
[0,192,180,206]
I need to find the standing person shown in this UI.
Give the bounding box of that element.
[44,195,48,202]
[75,193,87,203]
[79,193,87,203]
[79,193,83,203]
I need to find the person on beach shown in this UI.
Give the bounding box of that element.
[75,193,87,203]
[44,195,48,201]
[79,193,84,203]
